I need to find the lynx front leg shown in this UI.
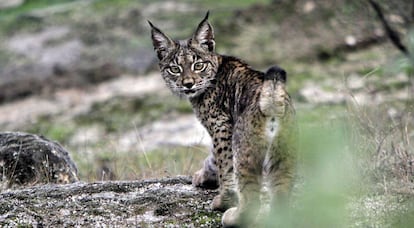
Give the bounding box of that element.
[210,124,238,212]
[192,153,219,189]
[193,123,237,210]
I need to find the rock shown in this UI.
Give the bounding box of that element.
[6,27,72,61]
[118,115,211,152]
[0,73,166,131]
[299,83,346,104]
[0,176,221,227]
[0,0,24,9]
[0,132,79,188]
[1,22,152,103]
[346,73,365,90]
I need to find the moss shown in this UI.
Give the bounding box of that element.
[16,224,33,228]
[191,211,222,225]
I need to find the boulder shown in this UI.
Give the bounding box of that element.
[0,132,78,188]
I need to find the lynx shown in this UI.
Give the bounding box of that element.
[149,12,296,227]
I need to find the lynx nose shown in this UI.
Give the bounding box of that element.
[183,79,194,89]
[184,82,194,89]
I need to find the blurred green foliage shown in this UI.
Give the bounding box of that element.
[199,0,271,8]
[260,110,354,227]
[27,115,76,144]
[0,0,74,18]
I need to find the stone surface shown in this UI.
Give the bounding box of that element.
[0,132,79,188]
[0,176,221,227]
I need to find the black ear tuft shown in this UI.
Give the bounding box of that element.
[204,11,210,21]
[191,11,215,52]
[148,20,175,60]
[147,20,155,28]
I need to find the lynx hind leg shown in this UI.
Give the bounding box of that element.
[222,207,238,228]
[222,174,261,227]
[222,130,263,227]
[192,153,219,189]
[259,66,288,118]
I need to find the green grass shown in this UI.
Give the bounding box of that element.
[74,145,208,182]
[0,0,79,35]
[25,116,76,144]
[92,0,138,8]
[0,0,76,18]
[199,0,272,9]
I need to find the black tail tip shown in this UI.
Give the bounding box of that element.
[265,65,287,83]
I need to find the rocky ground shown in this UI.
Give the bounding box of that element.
[0,176,221,227]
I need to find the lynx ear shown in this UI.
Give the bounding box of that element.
[191,11,215,52]
[148,21,176,60]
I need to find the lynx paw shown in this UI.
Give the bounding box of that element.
[192,168,218,189]
[212,191,238,212]
[222,207,239,228]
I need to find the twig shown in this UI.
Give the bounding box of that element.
[133,122,152,170]
[368,0,409,56]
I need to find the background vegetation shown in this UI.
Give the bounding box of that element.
[0,0,413,227]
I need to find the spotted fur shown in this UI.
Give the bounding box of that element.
[149,12,296,227]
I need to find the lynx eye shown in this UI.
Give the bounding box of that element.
[192,62,206,72]
[167,65,181,75]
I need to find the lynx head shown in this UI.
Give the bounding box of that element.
[149,12,219,98]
